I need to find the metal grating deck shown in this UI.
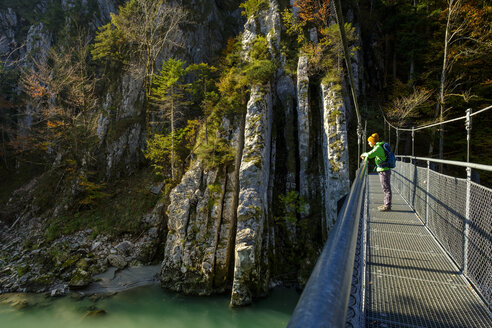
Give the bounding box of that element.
[365,173,492,328]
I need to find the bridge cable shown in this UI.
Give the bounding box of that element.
[379,104,491,132]
[332,0,363,161]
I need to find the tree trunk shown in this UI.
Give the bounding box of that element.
[393,43,397,80]
[435,0,454,167]
[1,125,7,168]
[384,36,389,87]
[409,0,417,85]
[409,52,414,85]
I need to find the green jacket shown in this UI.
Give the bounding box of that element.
[362,141,390,172]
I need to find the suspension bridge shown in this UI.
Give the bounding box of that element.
[288,105,492,327]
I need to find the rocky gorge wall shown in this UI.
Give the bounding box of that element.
[0,0,360,306]
[159,0,356,306]
[0,0,243,294]
[0,0,242,180]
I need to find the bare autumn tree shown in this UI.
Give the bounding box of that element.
[431,0,490,159]
[19,29,98,162]
[387,87,433,123]
[432,0,462,160]
[91,0,189,127]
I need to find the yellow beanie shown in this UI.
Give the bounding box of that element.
[368,133,379,144]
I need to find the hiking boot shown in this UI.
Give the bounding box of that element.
[377,205,391,211]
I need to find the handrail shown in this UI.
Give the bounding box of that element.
[380,105,491,132]
[397,155,492,172]
[288,160,369,328]
[383,106,492,132]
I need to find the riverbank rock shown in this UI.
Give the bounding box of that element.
[69,269,91,288]
[0,205,166,295]
[83,309,107,319]
[81,265,160,295]
[50,284,68,297]
[107,255,127,269]
[0,293,31,310]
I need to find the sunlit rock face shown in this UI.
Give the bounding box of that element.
[321,83,350,231]
[230,84,273,306]
[160,113,240,295]
[296,55,310,213]
[160,0,355,307]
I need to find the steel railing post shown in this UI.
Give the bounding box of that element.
[383,118,386,140]
[464,166,471,275]
[363,121,367,154]
[396,128,399,156]
[425,160,430,226]
[388,124,391,145]
[466,109,472,163]
[412,126,415,157]
[412,127,416,207]
[463,109,472,275]
[357,125,362,167]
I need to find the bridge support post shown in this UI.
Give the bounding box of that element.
[357,125,362,167]
[463,109,472,275]
[425,160,430,226]
[466,108,472,163]
[395,128,399,155]
[463,166,471,275]
[363,120,367,154]
[388,124,391,146]
[412,126,415,157]
[411,127,416,208]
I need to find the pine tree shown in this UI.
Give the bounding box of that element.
[149,58,190,180]
[187,63,218,145]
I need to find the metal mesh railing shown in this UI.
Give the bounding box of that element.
[427,169,467,268]
[392,159,492,308]
[414,165,427,219]
[468,182,492,305]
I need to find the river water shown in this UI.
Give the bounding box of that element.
[0,285,299,328]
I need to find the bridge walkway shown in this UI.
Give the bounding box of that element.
[365,173,491,328]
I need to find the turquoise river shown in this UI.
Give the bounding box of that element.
[0,285,299,328]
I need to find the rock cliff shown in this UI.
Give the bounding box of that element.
[0,0,360,305]
[159,0,355,306]
[0,0,243,294]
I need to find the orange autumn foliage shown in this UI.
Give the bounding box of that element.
[21,73,49,99]
[294,0,330,26]
[46,120,67,129]
[460,3,489,39]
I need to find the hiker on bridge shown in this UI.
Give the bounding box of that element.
[360,133,392,211]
